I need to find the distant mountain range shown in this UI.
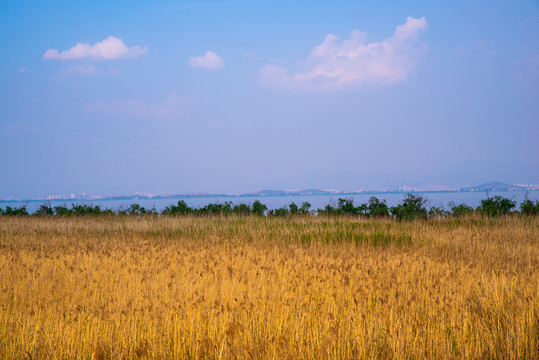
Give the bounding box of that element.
[1,181,537,203]
[246,182,535,197]
[461,181,529,192]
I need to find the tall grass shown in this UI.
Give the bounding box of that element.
[0,215,537,359]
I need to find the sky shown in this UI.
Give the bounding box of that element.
[1,0,538,199]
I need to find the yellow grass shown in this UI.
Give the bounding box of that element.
[0,215,537,359]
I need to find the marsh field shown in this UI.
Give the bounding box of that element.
[0,216,537,359]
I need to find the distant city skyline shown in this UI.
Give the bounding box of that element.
[2,181,538,202]
[1,1,538,199]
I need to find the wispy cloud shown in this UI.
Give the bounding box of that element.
[84,93,186,120]
[43,36,148,61]
[258,17,428,90]
[188,51,224,70]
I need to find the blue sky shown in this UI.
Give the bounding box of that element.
[1,0,538,198]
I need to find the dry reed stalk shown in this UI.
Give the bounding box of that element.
[0,216,537,359]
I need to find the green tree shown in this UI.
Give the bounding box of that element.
[251,200,268,216]
[232,203,251,215]
[127,203,147,215]
[53,205,73,216]
[477,196,516,216]
[449,202,474,217]
[289,202,299,215]
[428,206,448,219]
[222,201,233,216]
[357,203,368,215]
[273,207,290,216]
[390,193,427,220]
[299,202,312,215]
[367,197,389,217]
[162,200,192,215]
[337,198,358,215]
[2,205,29,216]
[35,204,54,216]
[71,204,103,215]
[519,193,539,215]
[520,199,539,215]
[316,204,336,216]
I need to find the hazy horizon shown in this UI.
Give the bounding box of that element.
[2,180,538,202]
[1,1,538,199]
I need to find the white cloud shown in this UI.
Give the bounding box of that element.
[84,93,185,121]
[258,17,428,90]
[43,36,148,60]
[188,51,224,70]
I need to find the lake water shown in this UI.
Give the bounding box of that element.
[1,191,536,214]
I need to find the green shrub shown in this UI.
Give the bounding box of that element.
[390,193,427,220]
[299,202,312,215]
[272,207,290,216]
[35,204,54,216]
[125,203,145,215]
[53,205,73,216]
[251,200,268,216]
[71,204,104,216]
[428,206,448,218]
[477,196,516,216]
[232,203,251,215]
[289,202,299,215]
[198,203,227,216]
[519,199,539,215]
[162,200,192,215]
[367,197,389,217]
[449,202,474,217]
[316,204,336,216]
[2,205,29,216]
[337,198,358,215]
[198,201,233,216]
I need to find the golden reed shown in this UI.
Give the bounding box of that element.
[0,215,537,359]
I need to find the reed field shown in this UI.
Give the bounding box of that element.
[0,215,537,359]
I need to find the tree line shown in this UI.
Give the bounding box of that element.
[1,193,538,218]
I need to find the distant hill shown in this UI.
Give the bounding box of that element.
[4,182,536,203]
[461,181,526,192]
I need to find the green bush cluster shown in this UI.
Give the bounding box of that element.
[316,197,389,217]
[32,204,116,216]
[389,193,428,220]
[161,200,268,216]
[449,203,474,217]
[1,193,537,219]
[476,196,516,216]
[270,201,312,216]
[519,199,539,215]
[0,205,30,216]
